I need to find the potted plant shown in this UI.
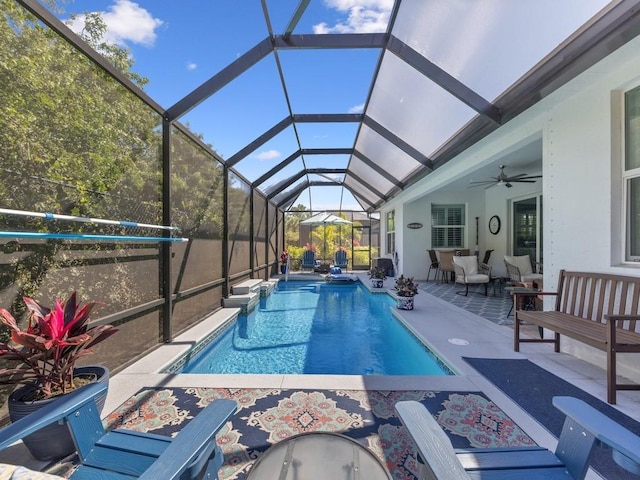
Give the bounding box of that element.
[369,265,387,288]
[0,292,118,460]
[394,275,419,310]
[280,250,289,274]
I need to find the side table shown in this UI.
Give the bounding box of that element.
[246,431,392,480]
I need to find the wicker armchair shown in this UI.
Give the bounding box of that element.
[504,255,542,283]
[452,255,491,296]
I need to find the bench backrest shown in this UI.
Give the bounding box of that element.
[556,270,640,332]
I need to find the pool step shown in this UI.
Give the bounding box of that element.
[260,279,278,298]
[231,279,263,295]
[223,292,260,313]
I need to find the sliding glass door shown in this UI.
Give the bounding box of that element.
[512,195,543,266]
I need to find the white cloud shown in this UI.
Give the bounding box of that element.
[67,0,163,47]
[348,103,365,113]
[187,62,198,71]
[313,0,393,34]
[255,150,281,160]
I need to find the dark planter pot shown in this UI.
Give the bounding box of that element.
[371,279,384,288]
[8,365,109,461]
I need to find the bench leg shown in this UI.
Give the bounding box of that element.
[607,321,617,404]
[514,313,521,352]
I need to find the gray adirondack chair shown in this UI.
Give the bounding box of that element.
[395,396,640,480]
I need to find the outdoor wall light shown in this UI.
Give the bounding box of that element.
[407,222,423,229]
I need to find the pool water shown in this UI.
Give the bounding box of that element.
[180,281,452,375]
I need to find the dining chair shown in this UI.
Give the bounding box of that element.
[437,251,455,283]
[426,249,439,282]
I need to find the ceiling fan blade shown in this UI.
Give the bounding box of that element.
[506,173,529,180]
[510,179,538,183]
[468,180,498,188]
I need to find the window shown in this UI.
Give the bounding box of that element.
[431,204,465,248]
[625,85,640,261]
[386,210,395,254]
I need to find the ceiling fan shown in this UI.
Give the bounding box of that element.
[468,165,542,189]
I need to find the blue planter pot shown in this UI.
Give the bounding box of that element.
[8,365,109,461]
[396,296,415,310]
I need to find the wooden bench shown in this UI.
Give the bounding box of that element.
[513,270,640,404]
[395,397,640,480]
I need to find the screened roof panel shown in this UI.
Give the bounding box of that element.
[366,52,478,157]
[35,0,640,212]
[304,155,351,170]
[278,49,379,114]
[348,156,397,194]
[354,125,423,181]
[307,185,360,211]
[308,173,345,184]
[180,55,288,160]
[261,158,308,194]
[296,122,360,149]
[343,176,380,207]
[392,0,612,102]
[272,176,308,204]
[231,126,300,183]
[264,0,391,35]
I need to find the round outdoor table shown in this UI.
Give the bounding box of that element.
[246,431,392,480]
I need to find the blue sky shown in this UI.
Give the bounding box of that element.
[60,0,394,211]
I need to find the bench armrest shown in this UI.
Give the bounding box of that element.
[139,399,237,480]
[0,382,107,451]
[604,314,640,322]
[553,396,640,475]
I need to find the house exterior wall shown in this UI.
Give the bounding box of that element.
[387,34,640,383]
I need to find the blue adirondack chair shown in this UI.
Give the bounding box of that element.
[0,382,236,480]
[395,396,640,480]
[301,250,316,271]
[334,250,348,269]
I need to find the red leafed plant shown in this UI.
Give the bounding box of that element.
[0,292,118,399]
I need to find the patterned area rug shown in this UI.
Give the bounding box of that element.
[51,388,537,479]
[420,281,513,326]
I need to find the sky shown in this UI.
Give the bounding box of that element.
[59,0,396,212]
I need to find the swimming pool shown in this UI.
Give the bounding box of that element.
[179,281,453,375]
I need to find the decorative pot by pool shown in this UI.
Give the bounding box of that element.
[371,279,383,288]
[8,365,110,461]
[396,296,415,310]
[394,275,418,310]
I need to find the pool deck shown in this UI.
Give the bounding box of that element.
[107,275,640,464]
[5,272,640,478]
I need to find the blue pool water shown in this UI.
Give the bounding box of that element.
[180,281,452,375]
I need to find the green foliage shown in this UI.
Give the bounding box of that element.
[0,3,166,314]
[285,245,305,270]
[394,275,419,297]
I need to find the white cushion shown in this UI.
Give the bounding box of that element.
[504,255,533,276]
[465,273,489,284]
[522,273,543,282]
[452,255,478,275]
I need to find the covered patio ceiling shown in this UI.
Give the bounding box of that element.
[25,0,640,212]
